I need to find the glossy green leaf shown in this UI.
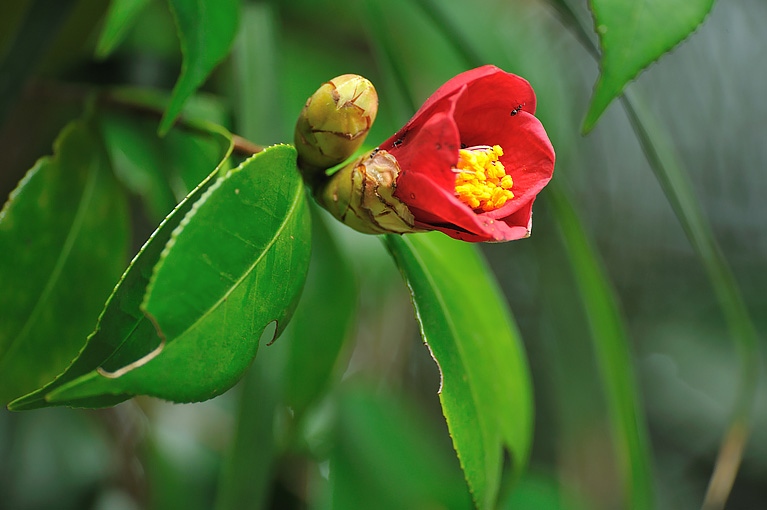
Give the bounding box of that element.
[329,386,473,510]
[159,0,239,135]
[583,0,714,131]
[95,0,153,58]
[8,122,234,411]
[42,145,311,405]
[547,181,655,509]
[0,120,129,406]
[385,232,533,510]
[283,209,357,420]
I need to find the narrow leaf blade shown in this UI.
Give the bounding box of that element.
[385,232,533,510]
[547,181,655,509]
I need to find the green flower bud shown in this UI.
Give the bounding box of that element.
[316,148,425,235]
[294,74,378,179]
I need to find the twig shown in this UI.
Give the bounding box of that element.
[23,80,264,156]
[231,134,263,156]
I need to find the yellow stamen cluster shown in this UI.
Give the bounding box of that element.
[454,145,513,212]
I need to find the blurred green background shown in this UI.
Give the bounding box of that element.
[1,0,765,508]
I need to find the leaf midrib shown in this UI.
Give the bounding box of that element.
[0,156,100,368]
[147,171,304,345]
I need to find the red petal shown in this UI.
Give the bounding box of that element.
[397,172,532,242]
[380,66,536,151]
[482,113,555,219]
[393,94,461,190]
[376,65,552,243]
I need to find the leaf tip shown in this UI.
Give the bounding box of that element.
[581,86,610,134]
[157,113,175,137]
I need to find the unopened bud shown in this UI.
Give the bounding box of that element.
[294,74,378,178]
[316,149,425,235]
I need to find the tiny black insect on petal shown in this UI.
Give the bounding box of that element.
[510,103,524,116]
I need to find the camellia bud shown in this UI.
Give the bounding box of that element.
[316,148,425,235]
[294,74,378,179]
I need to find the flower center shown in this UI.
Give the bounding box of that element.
[454,145,513,212]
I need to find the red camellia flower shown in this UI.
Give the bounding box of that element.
[377,65,555,242]
[299,66,555,243]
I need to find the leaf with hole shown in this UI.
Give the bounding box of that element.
[41,145,309,405]
[9,121,234,411]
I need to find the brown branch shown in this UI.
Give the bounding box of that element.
[23,80,266,156]
[231,134,263,156]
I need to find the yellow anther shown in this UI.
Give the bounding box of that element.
[488,164,505,180]
[453,145,514,212]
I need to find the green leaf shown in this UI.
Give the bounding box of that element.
[99,111,179,221]
[42,145,311,405]
[8,122,234,411]
[232,2,282,145]
[384,232,533,510]
[283,208,358,419]
[500,471,589,510]
[99,110,234,222]
[214,335,282,510]
[583,0,714,131]
[109,85,232,128]
[0,120,129,406]
[547,181,655,509]
[95,0,153,58]
[328,385,473,510]
[159,0,239,135]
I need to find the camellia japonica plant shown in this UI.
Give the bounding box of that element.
[2,64,553,508]
[0,1,760,509]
